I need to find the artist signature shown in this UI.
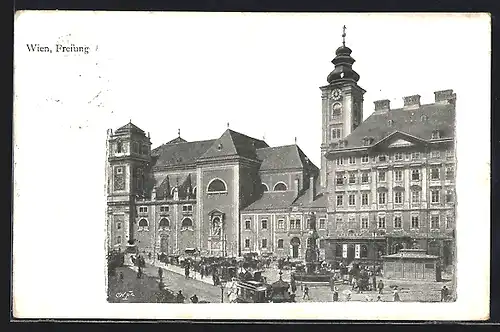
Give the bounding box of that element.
[115,290,135,301]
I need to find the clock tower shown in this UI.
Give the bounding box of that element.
[319,26,365,189]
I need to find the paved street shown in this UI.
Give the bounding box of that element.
[110,260,453,303]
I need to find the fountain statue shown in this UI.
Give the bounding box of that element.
[304,212,321,274]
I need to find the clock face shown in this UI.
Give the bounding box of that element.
[332,89,342,100]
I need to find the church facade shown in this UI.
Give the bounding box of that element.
[106,34,456,266]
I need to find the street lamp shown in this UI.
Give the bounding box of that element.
[220,279,227,303]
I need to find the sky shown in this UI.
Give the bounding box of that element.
[14,12,491,167]
[13,12,490,319]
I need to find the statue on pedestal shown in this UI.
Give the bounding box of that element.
[305,212,320,274]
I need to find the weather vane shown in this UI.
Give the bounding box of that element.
[178,128,180,137]
[342,25,347,46]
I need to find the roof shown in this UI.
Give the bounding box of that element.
[165,137,187,145]
[242,191,298,212]
[152,139,215,167]
[339,103,455,150]
[292,190,327,209]
[200,129,268,160]
[115,122,145,135]
[382,249,439,260]
[256,145,318,172]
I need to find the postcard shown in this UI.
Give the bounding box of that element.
[12,11,491,320]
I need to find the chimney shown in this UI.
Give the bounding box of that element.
[403,95,421,110]
[434,89,456,104]
[294,178,300,197]
[374,99,390,113]
[309,176,316,203]
[151,186,157,200]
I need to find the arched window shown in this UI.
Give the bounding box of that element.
[361,245,368,258]
[273,182,288,191]
[182,218,193,228]
[159,218,170,228]
[138,219,148,227]
[116,236,122,244]
[261,183,269,192]
[207,178,227,192]
[193,186,197,196]
[116,141,122,153]
[277,239,284,249]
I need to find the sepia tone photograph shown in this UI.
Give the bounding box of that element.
[13,12,490,320]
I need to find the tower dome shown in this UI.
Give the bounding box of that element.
[326,26,360,84]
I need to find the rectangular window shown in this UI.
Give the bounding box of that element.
[394,216,402,228]
[377,216,386,228]
[446,190,454,203]
[182,205,193,212]
[261,239,267,248]
[349,173,356,184]
[159,206,169,213]
[361,172,369,183]
[378,171,386,182]
[289,219,295,229]
[446,167,454,180]
[336,157,344,165]
[331,128,342,140]
[411,169,420,181]
[361,193,369,206]
[116,236,122,244]
[336,216,343,224]
[394,169,403,182]
[139,206,148,213]
[349,156,356,164]
[394,191,403,204]
[431,190,440,203]
[378,155,387,162]
[446,149,454,158]
[411,190,420,204]
[319,218,326,229]
[245,220,251,229]
[295,218,301,229]
[348,194,356,206]
[336,173,345,185]
[277,239,284,248]
[277,219,284,229]
[431,168,440,180]
[361,154,369,163]
[378,192,386,204]
[245,239,250,248]
[431,215,440,229]
[411,215,419,228]
[336,195,344,206]
[261,219,268,229]
[361,217,369,229]
[431,150,441,158]
[394,152,403,161]
[446,215,453,229]
[411,152,420,160]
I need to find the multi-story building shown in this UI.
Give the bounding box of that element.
[106,32,456,267]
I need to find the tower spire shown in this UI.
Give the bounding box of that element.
[342,25,347,47]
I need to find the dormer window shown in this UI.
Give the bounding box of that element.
[217,143,223,151]
[338,140,347,148]
[431,130,441,139]
[378,155,387,162]
[421,115,428,122]
[387,119,394,127]
[362,137,374,146]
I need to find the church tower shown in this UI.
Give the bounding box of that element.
[106,121,151,251]
[319,26,366,189]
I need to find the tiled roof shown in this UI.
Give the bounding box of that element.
[165,137,187,145]
[340,103,455,150]
[242,191,298,212]
[256,145,319,172]
[200,129,268,160]
[152,139,215,167]
[115,122,145,135]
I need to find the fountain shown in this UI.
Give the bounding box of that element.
[292,212,334,284]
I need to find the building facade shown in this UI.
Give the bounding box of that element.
[106,34,456,266]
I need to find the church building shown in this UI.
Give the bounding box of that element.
[106,29,456,267]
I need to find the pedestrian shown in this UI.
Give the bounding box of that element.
[158,267,163,280]
[441,285,449,302]
[376,295,382,302]
[332,287,339,302]
[148,252,152,260]
[185,265,190,279]
[119,271,124,282]
[303,285,310,300]
[176,290,185,303]
[137,266,143,279]
[393,286,400,302]
[377,279,384,294]
[190,294,199,303]
[372,275,377,291]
